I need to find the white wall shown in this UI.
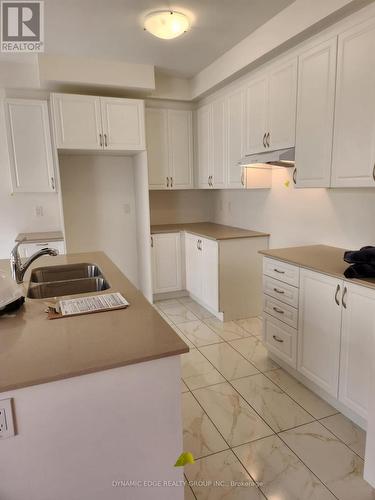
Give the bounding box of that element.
[0,92,62,259]
[59,155,139,286]
[149,190,214,225]
[213,168,375,250]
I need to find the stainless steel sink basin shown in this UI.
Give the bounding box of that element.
[27,277,110,299]
[30,263,103,283]
[27,263,110,299]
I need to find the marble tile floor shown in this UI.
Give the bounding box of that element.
[154,298,373,500]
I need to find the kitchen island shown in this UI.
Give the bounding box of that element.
[0,252,188,500]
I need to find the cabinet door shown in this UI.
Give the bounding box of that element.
[298,269,342,397]
[211,99,227,188]
[101,97,145,151]
[200,237,219,311]
[331,18,375,187]
[245,75,268,154]
[51,93,102,150]
[168,110,193,189]
[185,233,202,298]
[145,108,169,189]
[196,104,211,188]
[151,233,182,294]
[268,58,297,151]
[226,88,245,189]
[339,283,375,419]
[5,99,56,193]
[295,39,337,188]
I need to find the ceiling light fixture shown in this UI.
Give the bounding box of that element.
[144,10,190,40]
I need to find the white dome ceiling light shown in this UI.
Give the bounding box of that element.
[144,10,190,40]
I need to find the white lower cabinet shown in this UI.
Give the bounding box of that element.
[298,269,342,398]
[151,233,182,294]
[339,283,375,420]
[263,257,375,424]
[185,233,219,312]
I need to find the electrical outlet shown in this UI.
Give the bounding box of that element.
[0,399,15,439]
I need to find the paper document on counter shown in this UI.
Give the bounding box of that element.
[59,293,129,317]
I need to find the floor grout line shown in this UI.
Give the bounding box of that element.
[156,299,365,500]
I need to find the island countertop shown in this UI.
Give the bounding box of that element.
[151,222,269,241]
[0,252,189,394]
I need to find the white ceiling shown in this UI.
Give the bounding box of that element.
[44,0,295,78]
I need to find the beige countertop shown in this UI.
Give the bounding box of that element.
[16,231,64,243]
[0,252,188,394]
[260,244,375,290]
[151,222,269,241]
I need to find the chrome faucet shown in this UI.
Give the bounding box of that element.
[10,239,58,284]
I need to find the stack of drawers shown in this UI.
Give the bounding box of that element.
[262,257,300,368]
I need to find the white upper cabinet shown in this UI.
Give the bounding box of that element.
[226,89,246,189]
[52,94,102,150]
[168,109,193,189]
[145,108,169,189]
[5,99,56,193]
[339,283,375,420]
[298,269,342,397]
[100,97,145,151]
[331,18,375,187]
[294,38,337,188]
[51,93,145,152]
[245,76,268,155]
[210,98,227,189]
[267,58,297,151]
[245,57,297,155]
[197,104,211,188]
[146,108,193,190]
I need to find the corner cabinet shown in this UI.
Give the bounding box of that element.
[51,93,145,152]
[331,18,375,187]
[146,108,193,190]
[151,233,182,294]
[5,99,56,193]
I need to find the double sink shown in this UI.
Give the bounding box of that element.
[27,263,110,299]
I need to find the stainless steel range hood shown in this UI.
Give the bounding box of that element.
[239,147,295,168]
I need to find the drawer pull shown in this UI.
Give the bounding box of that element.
[273,288,285,294]
[273,335,284,343]
[334,284,341,306]
[273,307,284,314]
[273,268,285,274]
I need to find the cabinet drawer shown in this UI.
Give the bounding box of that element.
[263,257,299,287]
[264,314,297,368]
[263,295,298,329]
[263,275,299,308]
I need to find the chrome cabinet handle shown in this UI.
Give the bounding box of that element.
[373,163,375,182]
[273,268,285,274]
[104,134,108,147]
[151,236,154,248]
[241,171,245,186]
[99,133,103,147]
[273,288,285,294]
[266,132,270,148]
[262,133,266,148]
[273,306,285,314]
[342,286,347,309]
[199,240,202,251]
[196,239,200,250]
[210,175,213,187]
[335,284,341,306]
[293,168,297,185]
[51,177,55,190]
[166,177,169,188]
[170,177,173,188]
[273,335,284,343]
